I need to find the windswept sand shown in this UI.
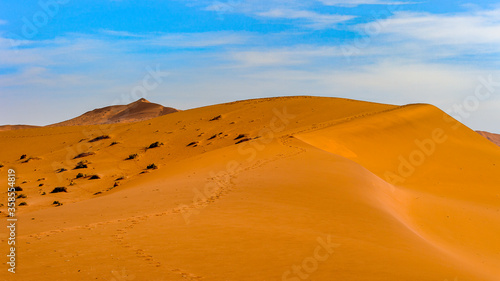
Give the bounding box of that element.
[0,96,499,280]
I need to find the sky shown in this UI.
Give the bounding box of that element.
[0,0,500,132]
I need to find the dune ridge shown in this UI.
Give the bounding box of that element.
[0,96,498,280]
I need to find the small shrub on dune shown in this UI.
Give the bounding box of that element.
[0,163,4,168]
[56,168,67,173]
[209,115,222,121]
[146,163,158,170]
[89,135,110,142]
[110,141,119,146]
[147,141,163,149]
[187,141,198,147]
[22,157,41,163]
[235,138,252,144]
[234,134,247,140]
[76,173,85,179]
[89,175,100,180]
[52,201,63,206]
[126,154,138,160]
[50,187,67,193]
[14,186,23,191]
[20,154,27,160]
[19,202,27,206]
[73,152,95,159]
[74,161,88,169]
[16,194,27,199]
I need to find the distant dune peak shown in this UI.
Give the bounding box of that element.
[47,99,179,127]
[477,131,500,147]
[136,98,150,103]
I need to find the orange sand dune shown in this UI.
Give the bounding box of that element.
[0,96,499,281]
[48,98,179,127]
[477,131,500,146]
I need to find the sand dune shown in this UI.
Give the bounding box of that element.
[48,98,179,127]
[1,99,179,131]
[477,131,500,146]
[0,125,41,131]
[0,96,499,280]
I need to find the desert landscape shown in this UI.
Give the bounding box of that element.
[1,96,499,280]
[3,1,500,280]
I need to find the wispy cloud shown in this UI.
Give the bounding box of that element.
[201,1,354,29]
[320,0,417,7]
[370,9,500,46]
[99,29,147,38]
[147,32,251,47]
[228,46,345,67]
[257,9,355,29]
[97,30,251,47]
[0,19,7,25]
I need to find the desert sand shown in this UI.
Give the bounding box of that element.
[0,96,499,281]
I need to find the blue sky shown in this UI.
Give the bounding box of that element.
[1,0,500,132]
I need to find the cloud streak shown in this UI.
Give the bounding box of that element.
[257,9,355,29]
[320,0,418,7]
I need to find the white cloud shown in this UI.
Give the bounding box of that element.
[228,46,346,67]
[257,9,355,29]
[366,9,500,47]
[0,19,7,25]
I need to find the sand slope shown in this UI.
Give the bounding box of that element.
[0,96,498,281]
[477,131,500,146]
